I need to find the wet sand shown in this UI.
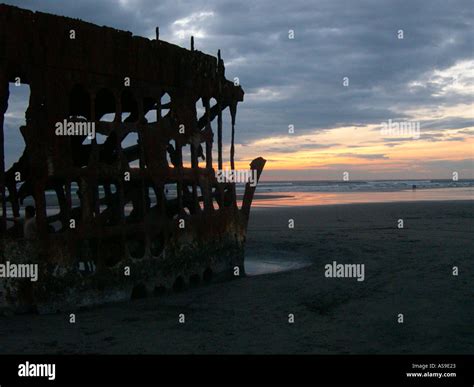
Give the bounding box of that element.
[0,200,472,354]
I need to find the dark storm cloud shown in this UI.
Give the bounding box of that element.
[2,0,473,153]
[421,117,474,130]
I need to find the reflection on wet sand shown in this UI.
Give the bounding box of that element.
[245,255,311,276]
[250,187,474,208]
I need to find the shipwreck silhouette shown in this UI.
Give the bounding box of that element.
[0,4,265,313]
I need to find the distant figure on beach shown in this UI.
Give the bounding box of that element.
[23,205,37,240]
[412,184,417,191]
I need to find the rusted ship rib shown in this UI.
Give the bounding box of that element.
[0,5,265,313]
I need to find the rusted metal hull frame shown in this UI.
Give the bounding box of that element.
[0,67,7,233]
[0,5,265,313]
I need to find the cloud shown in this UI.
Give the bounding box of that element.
[266,143,340,153]
[338,153,389,160]
[420,117,474,130]
[422,158,474,172]
[171,11,215,41]
[1,0,473,178]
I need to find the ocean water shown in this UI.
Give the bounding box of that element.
[255,179,474,193]
[250,179,474,207]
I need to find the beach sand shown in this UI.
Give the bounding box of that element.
[0,200,472,354]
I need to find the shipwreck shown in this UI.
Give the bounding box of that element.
[0,4,265,313]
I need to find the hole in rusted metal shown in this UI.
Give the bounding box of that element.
[127,236,145,259]
[95,88,116,122]
[69,84,91,119]
[172,276,185,292]
[121,90,138,123]
[150,233,164,257]
[102,238,125,267]
[143,96,158,123]
[161,92,171,116]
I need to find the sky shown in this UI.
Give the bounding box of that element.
[2,0,473,180]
